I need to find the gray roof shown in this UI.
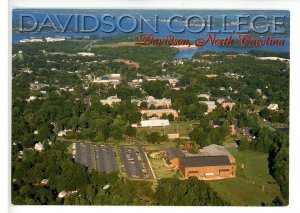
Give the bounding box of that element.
[166,147,185,160]
[181,156,231,167]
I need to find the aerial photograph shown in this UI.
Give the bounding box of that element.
[11,9,289,206]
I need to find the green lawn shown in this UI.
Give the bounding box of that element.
[137,121,193,137]
[209,148,282,206]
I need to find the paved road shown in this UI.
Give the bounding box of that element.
[135,142,155,179]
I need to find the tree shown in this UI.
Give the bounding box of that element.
[124,126,136,137]
[189,127,208,147]
[147,132,161,143]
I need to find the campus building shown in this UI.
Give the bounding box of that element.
[166,147,185,167]
[199,101,217,113]
[166,144,236,180]
[131,96,171,108]
[179,156,236,180]
[140,118,170,127]
[100,96,121,106]
[217,97,235,111]
[140,109,179,118]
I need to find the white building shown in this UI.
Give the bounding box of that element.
[197,94,210,100]
[141,118,170,127]
[45,37,66,42]
[58,190,68,198]
[34,142,44,151]
[77,52,95,57]
[100,96,122,106]
[199,101,217,113]
[26,96,37,102]
[268,104,279,111]
[58,130,67,137]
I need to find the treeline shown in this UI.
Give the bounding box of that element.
[12,140,228,205]
[91,46,177,66]
[248,50,289,59]
[238,127,289,200]
[156,178,230,206]
[260,108,289,124]
[189,121,231,147]
[12,141,153,205]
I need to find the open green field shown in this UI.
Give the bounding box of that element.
[137,121,193,137]
[209,148,282,206]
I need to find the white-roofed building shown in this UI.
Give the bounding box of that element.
[140,118,170,127]
[268,103,279,111]
[199,101,217,113]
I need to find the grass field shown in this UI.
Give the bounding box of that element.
[137,121,193,137]
[209,148,282,206]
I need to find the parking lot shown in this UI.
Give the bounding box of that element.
[120,146,148,178]
[74,143,119,173]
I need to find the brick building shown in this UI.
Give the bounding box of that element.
[166,147,185,167]
[140,109,179,118]
[166,145,236,180]
[179,156,236,180]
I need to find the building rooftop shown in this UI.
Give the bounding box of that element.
[199,144,233,158]
[181,155,231,167]
[166,147,185,160]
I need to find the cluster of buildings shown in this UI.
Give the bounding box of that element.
[131,96,171,108]
[140,109,179,118]
[30,81,49,90]
[166,144,236,180]
[90,73,121,86]
[19,37,66,43]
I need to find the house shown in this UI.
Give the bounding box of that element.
[199,101,217,113]
[26,96,37,102]
[40,179,49,186]
[34,142,44,151]
[58,130,67,137]
[210,120,223,128]
[128,79,143,88]
[268,103,279,111]
[197,94,210,100]
[242,128,256,140]
[210,121,236,135]
[168,78,179,87]
[30,81,49,90]
[166,147,185,166]
[179,156,236,180]
[206,74,218,78]
[58,190,68,199]
[140,109,179,118]
[100,96,121,106]
[140,118,170,127]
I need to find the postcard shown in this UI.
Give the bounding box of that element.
[11,8,289,206]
